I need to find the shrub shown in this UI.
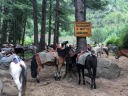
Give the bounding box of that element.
[105,35,120,46]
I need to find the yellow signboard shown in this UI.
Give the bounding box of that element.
[74,22,92,37]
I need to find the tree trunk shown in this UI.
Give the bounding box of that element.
[83,0,86,21]
[53,0,59,45]
[13,19,16,44]
[64,0,87,81]
[39,0,47,51]
[1,3,8,45]
[32,0,38,46]
[22,18,27,45]
[48,0,52,45]
[0,1,2,33]
[75,0,87,51]
[1,20,8,44]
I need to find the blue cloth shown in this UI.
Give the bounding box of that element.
[13,57,20,64]
[0,54,19,64]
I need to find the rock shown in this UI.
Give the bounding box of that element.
[0,69,10,78]
[97,58,121,79]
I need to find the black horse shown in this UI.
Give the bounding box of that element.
[77,51,97,89]
[14,48,25,60]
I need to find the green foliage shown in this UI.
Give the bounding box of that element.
[105,34,120,46]
[87,0,128,46]
[119,25,128,48]
[90,28,106,43]
[122,33,128,48]
[24,36,33,45]
[105,24,128,49]
[87,0,108,10]
[0,0,128,46]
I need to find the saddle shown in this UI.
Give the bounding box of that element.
[0,54,20,70]
[77,52,91,65]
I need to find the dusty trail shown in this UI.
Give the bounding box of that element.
[2,56,128,96]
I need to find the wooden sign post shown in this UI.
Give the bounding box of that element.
[74,22,92,37]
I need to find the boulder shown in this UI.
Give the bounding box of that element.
[97,58,121,79]
[0,69,10,78]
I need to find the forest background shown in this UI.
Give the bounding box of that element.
[0,0,128,49]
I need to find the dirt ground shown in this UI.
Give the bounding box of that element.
[2,55,128,96]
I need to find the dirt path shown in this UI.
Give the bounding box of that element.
[2,55,128,96]
[25,56,128,96]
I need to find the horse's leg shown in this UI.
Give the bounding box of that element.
[35,54,42,83]
[56,57,64,80]
[57,63,63,80]
[13,77,22,96]
[10,63,22,96]
[54,64,59,80]
[54,58,59,80]
[87,68,93,89]
[92,67,97,89]
[81,65,85,85]
[96,52,99,57]
[104,49,109,57]
[77,64,81,84]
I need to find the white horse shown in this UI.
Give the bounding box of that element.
[0,54,27,96]
[92,44,109,57]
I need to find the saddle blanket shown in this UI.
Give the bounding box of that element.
[38,51,58,64]
[0,54,20,70]
[77,52,90,65]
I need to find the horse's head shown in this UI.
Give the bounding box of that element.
[114,48,120,59]
[65,46,76,57]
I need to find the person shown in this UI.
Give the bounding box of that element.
[87,44,92,51]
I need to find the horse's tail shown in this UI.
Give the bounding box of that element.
[103,48,109,56]
[31,55,37,78]
[21,65,27,95]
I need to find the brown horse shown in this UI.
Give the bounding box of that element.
[31,46,72,82]
[115,49,128,59]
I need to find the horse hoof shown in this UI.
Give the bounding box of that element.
[54,76,57,81]
[94,86,96,89]
[78,81,81,85]
[58,76,61,80]
[83,82,85,85]
[36,79,40,83]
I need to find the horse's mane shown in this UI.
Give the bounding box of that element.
[57,47,69,57]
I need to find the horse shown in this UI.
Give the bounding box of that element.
[64,45,78,76]
[107,44,118,53]
[14,48,25,59]
[13,44,25,60]
[26,44,38,54]
[0,53,27,96]
[115,49,128,59]
[31,46,72,82]
[76,50,97,89]
[92,45,109,57]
